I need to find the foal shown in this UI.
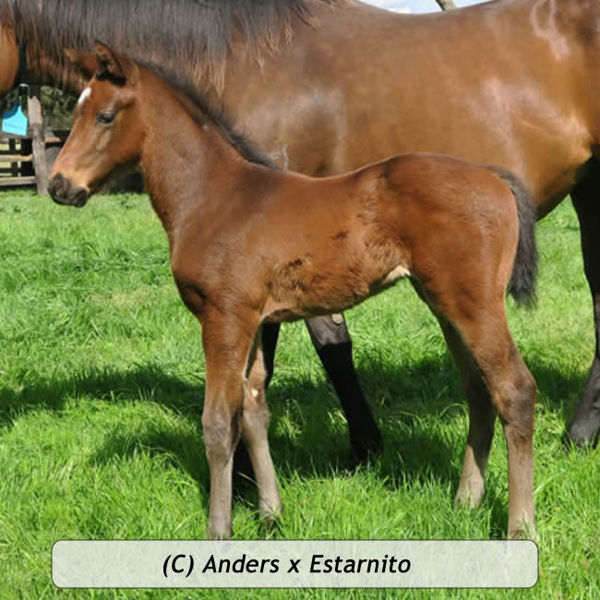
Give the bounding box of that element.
[48,43,538,540]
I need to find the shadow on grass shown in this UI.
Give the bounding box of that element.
[0,363,203,426]
[0,352,589,536]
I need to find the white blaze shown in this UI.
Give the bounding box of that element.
[77,87,92,108]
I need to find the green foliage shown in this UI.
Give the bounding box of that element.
[0,87,17,116]
[39,86,76,130]
[0,191,598,598]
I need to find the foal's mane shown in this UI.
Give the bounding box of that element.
[0,0,345,88]
[139,60,276,169]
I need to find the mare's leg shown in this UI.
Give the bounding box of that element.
[242,328,282,522]
[261,322,280,389]
[440,303,536,539]
[201,312,258,539]
[306,314,382,460]
[568,168,600,446]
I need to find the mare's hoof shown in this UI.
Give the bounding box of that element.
[350,428,383,465]
[563,423,599,450]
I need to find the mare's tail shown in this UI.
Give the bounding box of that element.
[490,166,538,306]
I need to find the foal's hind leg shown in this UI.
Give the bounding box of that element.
[242,330,282,523]
[438,320,496,510]
[440,304,536,539]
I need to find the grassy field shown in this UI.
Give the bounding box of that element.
[0,189,598,599]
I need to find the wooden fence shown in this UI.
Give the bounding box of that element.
[0,85,67,194]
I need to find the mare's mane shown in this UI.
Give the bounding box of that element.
[0,0,345,88]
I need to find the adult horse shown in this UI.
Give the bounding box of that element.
[1,0,599,453]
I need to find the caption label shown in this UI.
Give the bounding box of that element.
[52,539,538,588]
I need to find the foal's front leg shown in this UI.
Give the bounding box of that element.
[201,312,258,539]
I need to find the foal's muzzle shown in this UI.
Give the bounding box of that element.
[48,173,89,207]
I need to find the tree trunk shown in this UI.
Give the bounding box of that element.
[435,0,458,10]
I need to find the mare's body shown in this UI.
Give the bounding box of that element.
[49,46,538,539]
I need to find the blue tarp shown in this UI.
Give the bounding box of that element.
[2,103,28,136]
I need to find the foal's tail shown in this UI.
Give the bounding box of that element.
[490,166,538,306]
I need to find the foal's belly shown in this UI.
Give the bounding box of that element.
[261,259,411,323]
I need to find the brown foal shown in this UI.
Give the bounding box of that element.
[48,44,538,540]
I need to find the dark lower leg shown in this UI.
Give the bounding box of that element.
[569,174,600,446]
[261,323,280,390]
[568,345,600,446]
[306,314,382,461]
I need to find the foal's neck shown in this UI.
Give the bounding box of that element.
[138,72,256,238]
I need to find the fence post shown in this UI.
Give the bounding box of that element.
[27,85,49,195]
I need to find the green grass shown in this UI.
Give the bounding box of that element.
[0,190,599,599]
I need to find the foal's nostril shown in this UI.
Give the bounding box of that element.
[48,173,68,203]
[48,173,88,207]
[73,188,89,207]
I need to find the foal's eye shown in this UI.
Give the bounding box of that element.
[96,111,115,125]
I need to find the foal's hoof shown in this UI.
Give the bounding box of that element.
[454,482,485,510]
[508,523,538,542]
[259,512,283,537]
[206,525,233,540]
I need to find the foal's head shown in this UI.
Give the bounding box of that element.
[48,42,145,207]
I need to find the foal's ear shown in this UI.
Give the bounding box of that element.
[64,48,96,78]
[94,41,139,86]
